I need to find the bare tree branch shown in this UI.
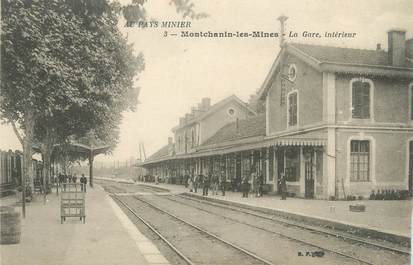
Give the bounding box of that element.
[11,120,23,147]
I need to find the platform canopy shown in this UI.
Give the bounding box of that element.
[32,132,113,188]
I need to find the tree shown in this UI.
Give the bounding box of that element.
[1,0,143,216]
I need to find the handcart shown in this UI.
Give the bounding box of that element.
[60,183,86,224]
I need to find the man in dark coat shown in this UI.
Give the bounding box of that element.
[242,174,249,198]
[80,174,87,192]
[202,173,210,196]
[219,170,226,196]
[257,172,264,197]
[279,172,287,200]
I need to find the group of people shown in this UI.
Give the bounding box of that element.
[55,173,88,192]
[241,171,265,198]
[186,171,227,196]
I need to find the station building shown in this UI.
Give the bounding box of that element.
[142,29,413,199]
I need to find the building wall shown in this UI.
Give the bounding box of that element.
[174,123,199,155]
[335,75,411,124]
[267,54,324,135]
[335,129,412,197]
[200,101,252,144]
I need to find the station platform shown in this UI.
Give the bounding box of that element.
[129,180,412,242]
[0,185,169,265]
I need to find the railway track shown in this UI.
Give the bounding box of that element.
[113,194,273,265]
[99,181,409,264]
[147,193,410,265]
[176,194,411,255]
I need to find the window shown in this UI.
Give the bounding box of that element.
[288,64,297,81]
[350,140,370,181]
[191,128,195,148]
[288,91,298,127]
[285,148,300,182]
[177,136,181,152]
[227,108,235,116]
[352,80,371,119]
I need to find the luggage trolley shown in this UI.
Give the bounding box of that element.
[60,183,86,224]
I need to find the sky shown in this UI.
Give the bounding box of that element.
[0,0,412,164]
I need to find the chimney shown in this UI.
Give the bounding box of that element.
[376,43,381,51]
[201,97,211,111]
[179,117,185,126]
[168,137,173,145]
[406,38,413,59]
[387,29,406,67]
[277,15,288,47]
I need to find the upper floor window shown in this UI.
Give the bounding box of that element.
[177,136,181,152]
[288,64,297,81]
[191,128,196,148]
[287,91,298,127]
[350,140,370,182]
[352,80,371,119]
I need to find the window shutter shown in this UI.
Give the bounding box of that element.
[362,82,370,118]
[352,81,371,119]
[352,83,361,118]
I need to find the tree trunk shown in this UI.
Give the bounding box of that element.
[40,138,52,204]
[22,111,35,218]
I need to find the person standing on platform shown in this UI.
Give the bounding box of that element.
[251,171,258,197]
[80,174,87,192]
[202,173,210,196]
[219,170,226,196]
[155,173,159,185]
[279,172,287,200]
[257,172,264,197]
[242,174,249,198]
[188,175,194,192]
[184,172,189,188]
[193,174,199,193]
[211,172,219,195]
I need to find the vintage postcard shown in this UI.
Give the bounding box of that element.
[0,0,412,264]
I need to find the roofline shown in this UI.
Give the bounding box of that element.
[257,42,413,100]
[141,135,326,166]
[171,95,257,132]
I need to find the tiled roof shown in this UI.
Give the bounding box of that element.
[147,144,169,161]
[202,114,266,146]
[289,42,413,68]
[172,95,256,132]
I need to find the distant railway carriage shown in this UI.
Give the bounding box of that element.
[0,149,43,197]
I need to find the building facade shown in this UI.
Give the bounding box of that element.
[143,29,413,200]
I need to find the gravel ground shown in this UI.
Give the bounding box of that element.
[142,194,409,265]
[98,181,410,265]
[120,195,268,265]
[165,195,410,265]
[114,197,188,265]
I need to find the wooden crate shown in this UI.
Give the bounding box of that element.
[60,184,85,224]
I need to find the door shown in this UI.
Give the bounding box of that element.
[304,153,314,198]
[276,151,285,193]
[235,154,242,191]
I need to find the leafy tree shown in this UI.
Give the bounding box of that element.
[1,0,143,215]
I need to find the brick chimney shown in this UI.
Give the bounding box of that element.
[387,29,406,67]
[376,43,381,51]
[201,97,211,111]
